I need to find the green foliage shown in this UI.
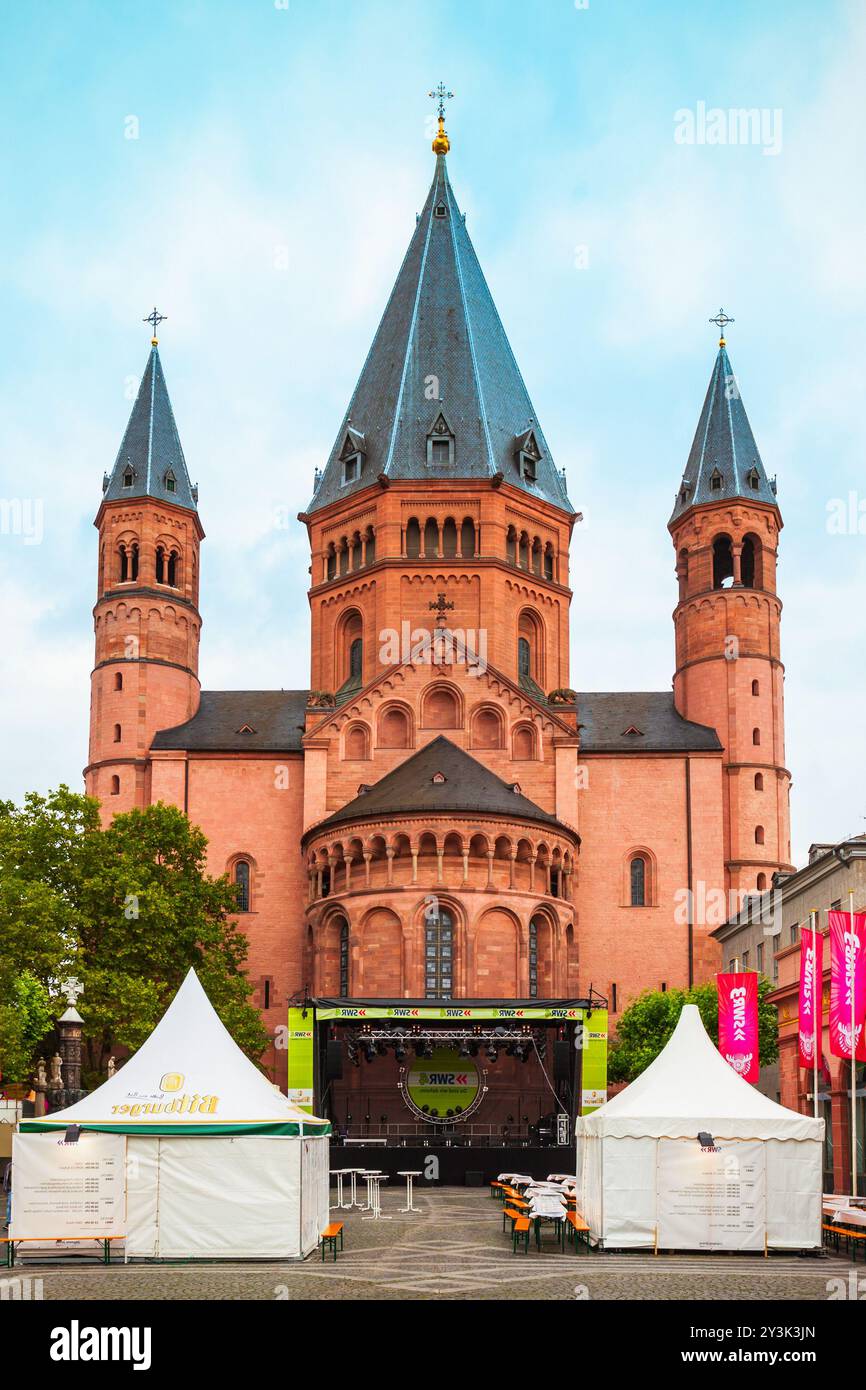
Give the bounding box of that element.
[607,979,779,1084]
[0,787,269,1086]
[0,972,54,1084]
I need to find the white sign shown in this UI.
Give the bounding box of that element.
[657,1139,766,1251]
[11,1132,126,1239]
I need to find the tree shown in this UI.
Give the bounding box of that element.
[0,788,269,1087]
[607,980,779,1085]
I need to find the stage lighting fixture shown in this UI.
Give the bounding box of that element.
[347,1040,360,1066]
[486,1044,498,1062]
[395,1042,407,1061]
[362,1041,376,1063]
[459,1039,471,1058]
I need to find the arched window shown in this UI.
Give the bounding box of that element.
[529,916,539,997]
[424,517,439,557]
[114,672,123,691]
[543,544,554,581]
[110,775,120,795]
[351,531,362,571]
[118,544,129,582]
[424,904,454,999]
[757,873,767,891]
[166,550,178,587]
[630,855,647,907]
[754,772,764,791]
[512,723,537,760]
[338,539,349,575]
[518,637,531,679]
[712,534,734,589]
[471,707,503,749]
[155,545,165,584]
[755,825,765,845]
[506,526,517,565]
[326,545,337,580]
[378,705,411,748]
[752,679,760,696]
[339,918,350,995]
[364,527,376,565]
[349,637,363,680]
[531,537,542,574]
[130,543,139,581]
[113,723,121,743]
[406,517,421,558]
[234,860,251,912]
[338,610,363,691]
[344,722,370,759]
[460,517,475,557]
[753,727,761,746]
[422,684,460,728]
[741,533,763,589]
[442,517,457,557]
[518,532,529,568]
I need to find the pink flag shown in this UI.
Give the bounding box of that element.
[798,925,824,1068]
[717,972,759,1083]
[829,909,866,1062]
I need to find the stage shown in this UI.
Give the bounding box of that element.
[327,1144,576,1186]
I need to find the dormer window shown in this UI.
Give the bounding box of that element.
[679,478,692,505]
[432,771,447,784]
[427,413,455,467]
[515,429,541,482]
[339,427,366,486]
[236,724,256,735]
[165,470,177,494]
[710,468,723,492]
[122,465,134,488]
[747,467,760,491]
[434,203,447,219]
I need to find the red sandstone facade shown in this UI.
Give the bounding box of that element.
[86,147,793,1091]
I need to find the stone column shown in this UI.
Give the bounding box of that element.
[485,850,495,888]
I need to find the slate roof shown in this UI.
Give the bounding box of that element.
[150,691,309,752]
[307,735,568,835]
[670,344,778,523]
[103,345,198,512]
[577,693,722,753]
[307,153,572,514]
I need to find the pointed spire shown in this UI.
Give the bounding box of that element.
[103,343,198,512]
[308,142,571,514]
[671,333,778,522]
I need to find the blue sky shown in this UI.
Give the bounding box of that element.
[1,0,864,864]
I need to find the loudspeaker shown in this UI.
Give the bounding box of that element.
[553,1041,571,1082]
[325,1040,343,1081]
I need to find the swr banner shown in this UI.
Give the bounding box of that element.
[798,925,824,1068]
[828,909,866,1061]
[717,973,759,1083]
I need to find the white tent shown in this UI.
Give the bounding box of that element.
[575,1005,823,1251]
[17,970,330,1259]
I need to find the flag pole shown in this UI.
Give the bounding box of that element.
[812,909,819,1122]
[851,889,858,1199]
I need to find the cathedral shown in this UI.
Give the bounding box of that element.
[85,108,793,1108]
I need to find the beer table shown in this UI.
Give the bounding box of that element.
[397,1170,423,1213]
[361,1171,389,1221]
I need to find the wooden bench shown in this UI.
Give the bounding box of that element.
[502,1205,522,1234]
[489,1181,504,1200]
[512,1216,531,1255]
[823,1222,866,1260]
[320,1222,344,1262]
[0,1236,124,1269]
[566,1211,591,1252]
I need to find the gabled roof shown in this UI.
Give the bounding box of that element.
[307,153,572,514]
[577,693,722,753]
[151,691,309,752]
[21,970,329,1136]
[577,1005,820,1141]
[305,735,570,837]
[102,345,198,512]
[670,343,778,523]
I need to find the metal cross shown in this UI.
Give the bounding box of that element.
[429,592,455,624]
[709,308,734,339]
[143,306,167,337]
[428,82,454,120]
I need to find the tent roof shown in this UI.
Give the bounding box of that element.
[21,970,329,1136]
[577,1005,821,1142]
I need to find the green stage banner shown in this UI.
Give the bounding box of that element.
[314,1004,587,1021]
[580,1009,608,1114]
[407,1048,480,1117]
[287,1007,315,1114]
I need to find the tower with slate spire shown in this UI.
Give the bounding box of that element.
[86,323,204,816]
[669,317,793,897]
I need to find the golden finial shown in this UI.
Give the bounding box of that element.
[429,82,454,155]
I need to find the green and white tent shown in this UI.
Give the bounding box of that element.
[18,970,330,1259]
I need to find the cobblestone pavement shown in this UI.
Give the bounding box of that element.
[8,1188,857,1301]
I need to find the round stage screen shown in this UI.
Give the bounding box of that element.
[406,1047,480,1118]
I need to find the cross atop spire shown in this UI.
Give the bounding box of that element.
[709,307,734,347]
[143,305,167,346]
[429,82,454,155]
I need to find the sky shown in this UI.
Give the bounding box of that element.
[0,0,864,867]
